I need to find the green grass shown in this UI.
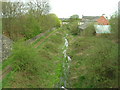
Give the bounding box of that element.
[32,30,52,46]
[2,28,66,88]
[67,36,118,88]
[0,19,2,34]
[2,69,17,88]
[36,28,64,48]
[32,28,59,47]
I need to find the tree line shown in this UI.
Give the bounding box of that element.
[1,0,61,41]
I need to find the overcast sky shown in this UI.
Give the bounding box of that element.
[49,0,119,18]
[4,0,119,18]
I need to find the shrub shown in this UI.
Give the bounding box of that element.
[68,21,80,35]
[23,15,41,39]
[11,40,39,74]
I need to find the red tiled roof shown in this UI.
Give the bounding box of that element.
[97,16,109,25]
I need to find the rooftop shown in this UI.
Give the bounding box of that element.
[82,16,101,22]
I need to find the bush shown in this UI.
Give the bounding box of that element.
[46,14,61,28]
[11,40,39,74]
[68,21,80,35]
[23,15,41,39]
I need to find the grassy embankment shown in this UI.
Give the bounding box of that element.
[66,17,118,88]
[67,35,118,88]
[2,28,67,88]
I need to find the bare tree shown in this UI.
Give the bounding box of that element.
[27,0,50,17]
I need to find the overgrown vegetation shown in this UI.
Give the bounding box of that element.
[2,29,66,88]
[67,13,118,88]
[67,36,118,88]
[68,21,80,35]
[63,22,79,35]
[2,1,61,41]
[2,0,62,88]
[2,0,118,88]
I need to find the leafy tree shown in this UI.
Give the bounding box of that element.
[70,14,79,19]
[23,14,41,39]
[69,14,80,22]
[47,13,61,27]
[2,0,58,41]
[39,13,61,32]
[2,1,25,39]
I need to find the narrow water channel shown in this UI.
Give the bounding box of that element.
[60,34,71,88]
